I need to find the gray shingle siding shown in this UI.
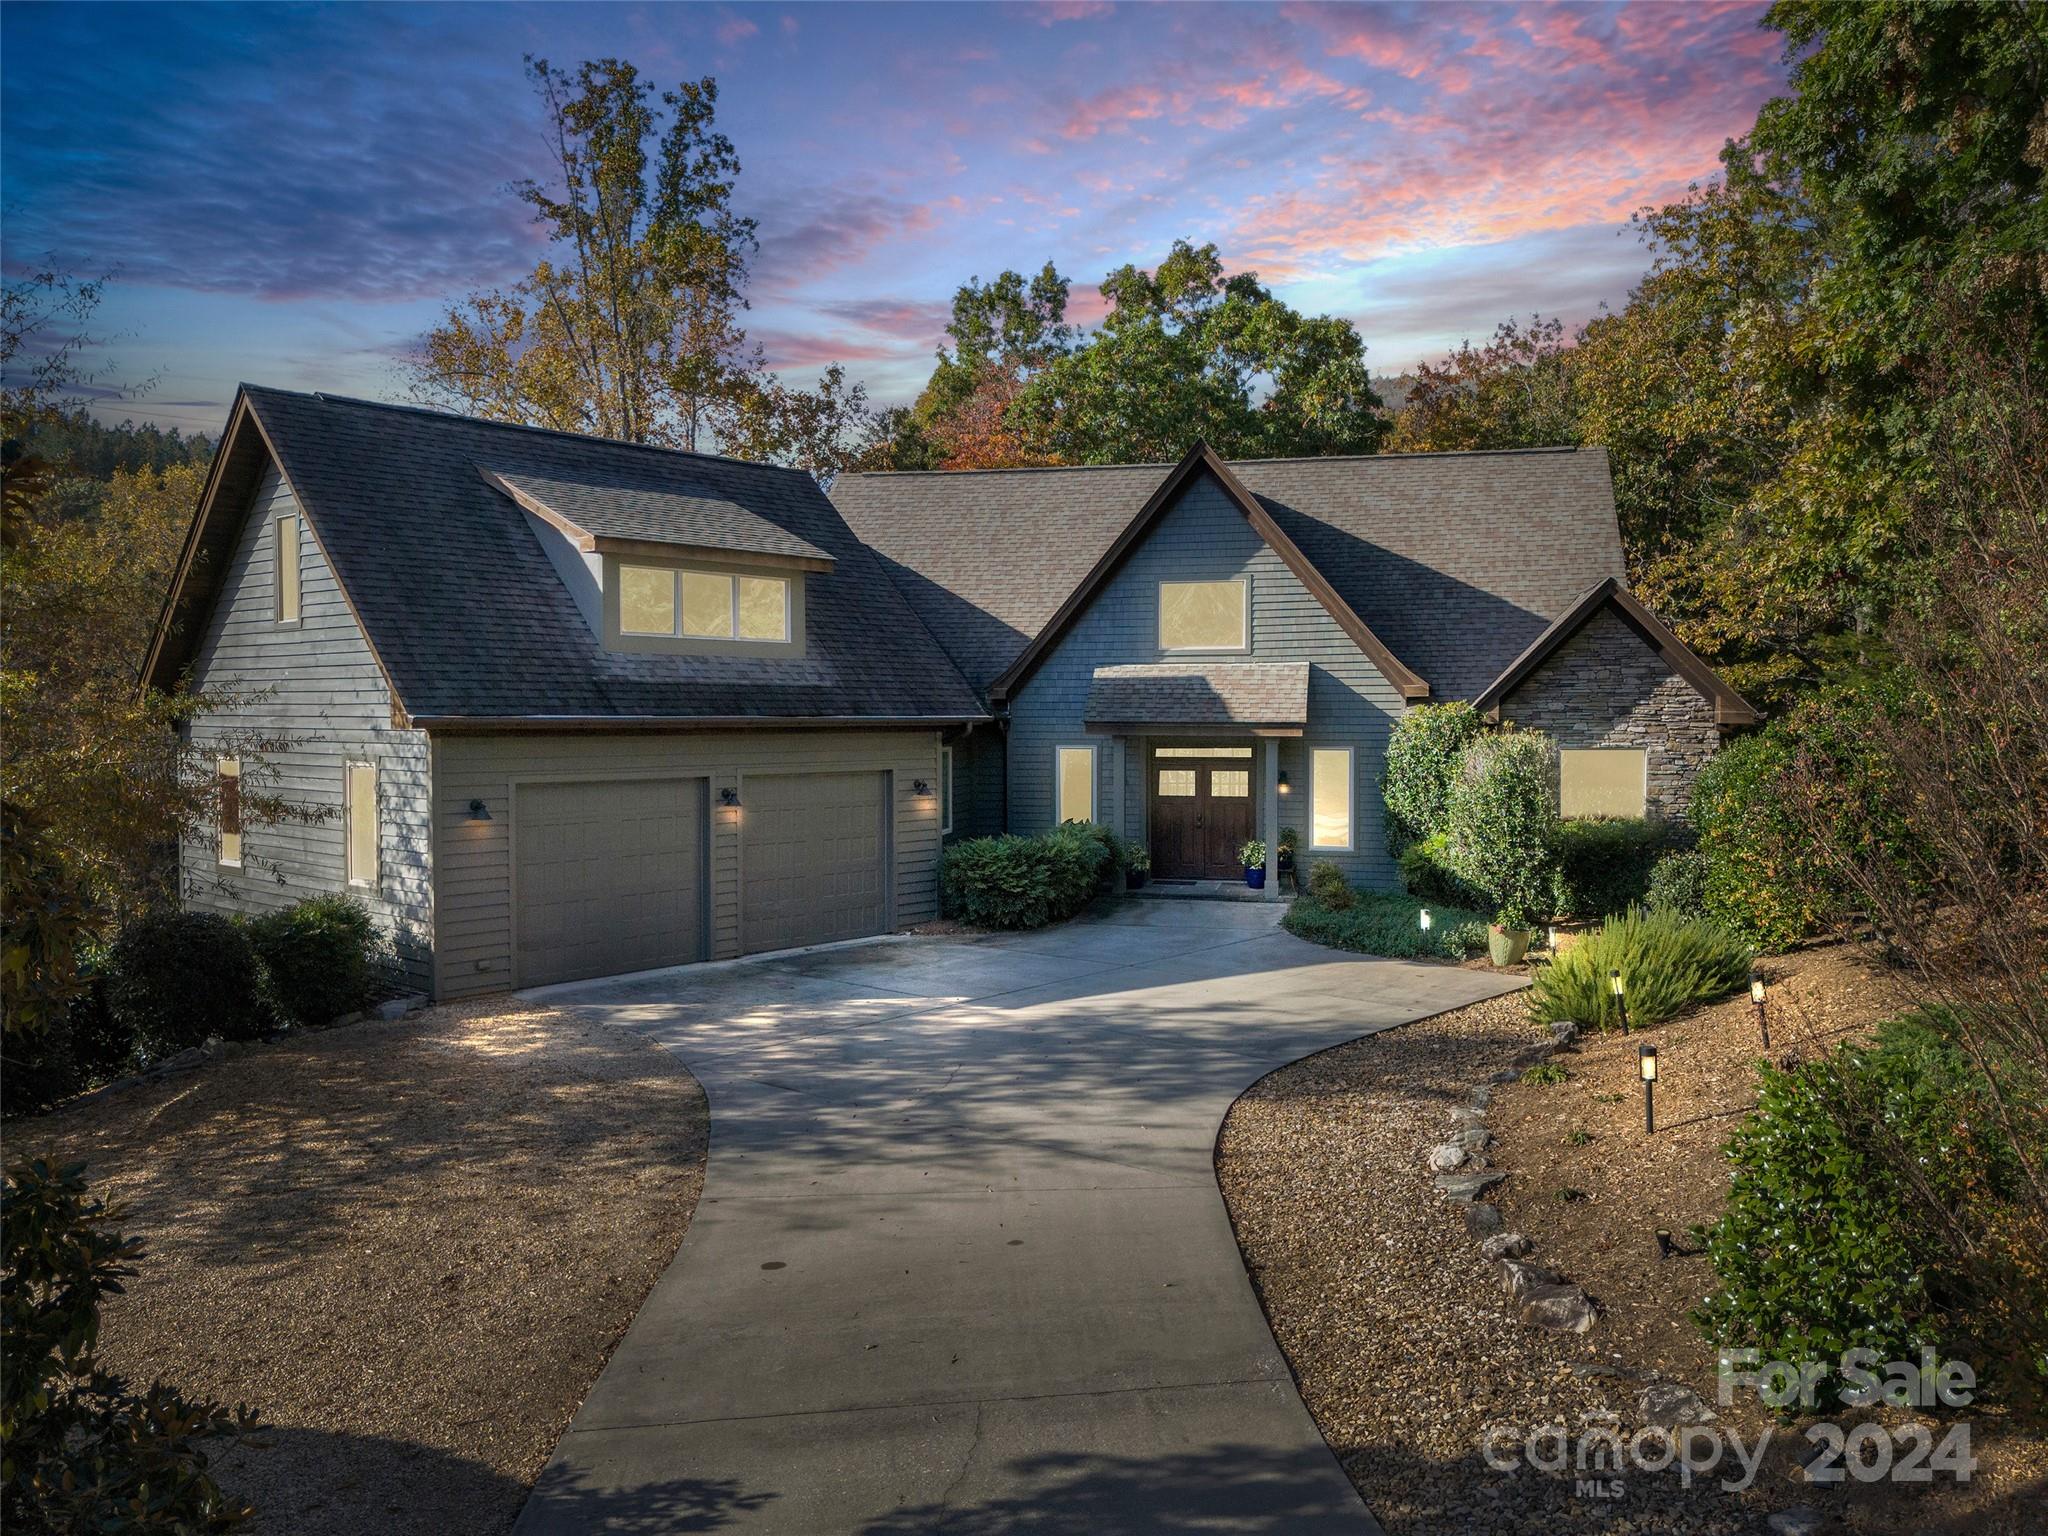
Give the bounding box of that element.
[1007,473,1403,887]
[942,726,1006,844]
[178,463,434,987]
[1498,606,1721,825]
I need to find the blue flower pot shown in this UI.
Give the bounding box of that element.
[1245,866,1267,890]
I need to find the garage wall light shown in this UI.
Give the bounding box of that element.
[467,798,492,822]
[912,778,932,796]
[719,787,742,808]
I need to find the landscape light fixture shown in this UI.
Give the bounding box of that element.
[467,798,492,822]
[1750,970,1770,1050]
[1418,907,1433,932]
[1639,1042,1658,1134]
[719,787,742,809]
[1611,969,1630,1035]
[1277,770,1291,795]
[1655,1227,1675,1261]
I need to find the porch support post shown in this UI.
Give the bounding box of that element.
[1261,737,1281,900]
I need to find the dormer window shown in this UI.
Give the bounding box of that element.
[618,565,791,643]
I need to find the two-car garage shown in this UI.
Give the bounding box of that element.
[435,732,932,996]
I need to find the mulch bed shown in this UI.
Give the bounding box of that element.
[16,999,708,1536]
[1217,947,2048,1535]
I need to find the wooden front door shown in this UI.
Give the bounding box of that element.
[1149,747,1256,878]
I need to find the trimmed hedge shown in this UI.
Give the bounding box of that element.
[245,894,379,1028]
[103,910,267,1060]
[1381,702,1484,854]
[1690,732,1835,951]
[1397,832,1488,910]
[1305,859,1354,910]
[1285,888,1489,961]
[1646,848,1709,919]
[1694,1015,2019,1402]
[1442,730,1558,928]
[939,822,1117,929]
[1529,906,1753,1031]
[1549,817,1664,919]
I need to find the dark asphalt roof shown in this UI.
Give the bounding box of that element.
[832,449,1627,702]
[1084,663,1311,728]
[485,465,834,566]
[189,388,986,722]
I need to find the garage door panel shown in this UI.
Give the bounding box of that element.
[515,778,707,986]
[742,772,889,954]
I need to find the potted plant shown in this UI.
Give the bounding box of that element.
[1240,839,1268,889]
[1488,901,1536,966]
[1277,826,1298,882]
[1122,838,1151,890]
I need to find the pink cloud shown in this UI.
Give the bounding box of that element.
[1033,0,1113,23]
[715,10,759,46]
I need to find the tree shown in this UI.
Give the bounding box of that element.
[1387,316,1578,455]
[416,57,863,467]
[1013,240,1386,463]
[716,363,878,484]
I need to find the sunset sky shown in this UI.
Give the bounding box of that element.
[1,1,1792,436]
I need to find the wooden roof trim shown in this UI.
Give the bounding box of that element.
[477,465,597,550]
[1474,576,1762,728]
[139,392,256,692]
[988,442,1431,703]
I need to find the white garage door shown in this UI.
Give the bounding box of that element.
[742,772,890,954]
[514,778,707,986]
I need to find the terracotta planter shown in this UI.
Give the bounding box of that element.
[1488,925,1533,966]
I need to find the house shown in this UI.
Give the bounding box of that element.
[145,387,1755,998]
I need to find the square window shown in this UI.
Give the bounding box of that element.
[1157,769,1197,797]
[1311,747,1352,850]
[1158,580,1247,650]
[1057,746,1095,824]
[275,515,301,623]
[619,565,677,635]
[737,575,788,641]
[346,762,377,888]
[1210,769,1250,797]
[1560,749,1647,819]
[681,570,734,637]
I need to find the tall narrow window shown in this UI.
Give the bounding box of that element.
[275,514,301,623]
[1056,745,1096,825]
[940,745,954,835]
[345,762,377,888]
[1311,747,1353,850]
[217,758,242,867]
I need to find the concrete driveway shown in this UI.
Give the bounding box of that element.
[513,900,1520,1535]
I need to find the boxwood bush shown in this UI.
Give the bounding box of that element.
[1305,859,1354,910]
[1694,1015,2019,1402]
[1285,888,1489,960]
[104,910,267,1059]
[1549,817,1665,919]
[1380,702,1485,854]
[939,822,1116,929]
[1529,906,1753,1031]
[1645,848,1709,918]
[245,894,380,1028]
[1442,730,1558,928]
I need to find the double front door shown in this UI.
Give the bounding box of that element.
[1149,745,1255,879]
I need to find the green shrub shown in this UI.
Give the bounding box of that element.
[2,1157,254,1531]
[1645,848,1709,918]
[1693,1016,2017,1400]
[245,894,379,1028]
[940,822,1116,929]
[1381,702,1484,854]
[104,910,266,1059]
[1550,817,1665,918]
[1284,888,1489,960]
[1529,906,1753,1031]
[1691,731,1838,951]
[1397,831,1488,910]
[1306,859,1354,910]
[1443,730,1558,928]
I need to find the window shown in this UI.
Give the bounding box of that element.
[217,758,242,867]
[1211,769,1250,798]
[940,745,954,836]
[1560,748,1647,820]
[1158,579,1247,651]
[275,515,300,623]
[345,762,377,888]
[1311,747,1353,850]
[1154,745,1253,758]
[619,564,791,643]
[1056,745,1096,824]
[1157,769,1196,797]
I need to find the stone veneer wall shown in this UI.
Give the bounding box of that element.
[1497,605,1721,826]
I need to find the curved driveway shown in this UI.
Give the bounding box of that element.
[513,901,1519,1535]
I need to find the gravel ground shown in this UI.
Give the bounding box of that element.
[1216,970,2048,1535]
[18,998,708,1536]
